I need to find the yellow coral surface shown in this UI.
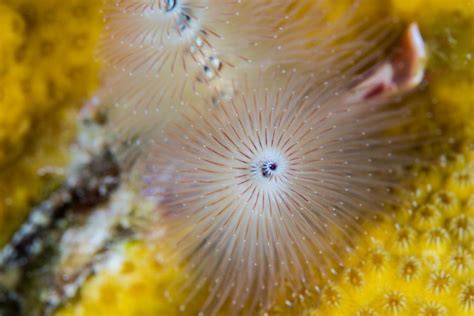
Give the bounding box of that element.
[0,0,101,245]
[309,147,473,316]
[57,241,190,316]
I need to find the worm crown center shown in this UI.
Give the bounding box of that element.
[261,161,278,178]
[250,149,289,187]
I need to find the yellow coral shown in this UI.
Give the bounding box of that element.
[391,0,474,18]
[308,147,474,316]
[56,241,191,316]
[0,4,28,163]
[0,0,102,245]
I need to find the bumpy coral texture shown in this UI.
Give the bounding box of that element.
[307,146,473,316]
[0,0,101,245]
[57,241,192,316]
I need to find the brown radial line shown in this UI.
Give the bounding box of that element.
[252,190,262,211]
[242,97,260,153]
[106,46,138,66]
[143,48,172,75]
[200,157,228,167]
[239,180,255,196]
[209,133,234,155]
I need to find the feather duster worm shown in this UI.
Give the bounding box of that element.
[100,0,283,148]
[100,0,400,163]
[140,29,426,311]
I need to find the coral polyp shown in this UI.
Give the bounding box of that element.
[140,68,416,312]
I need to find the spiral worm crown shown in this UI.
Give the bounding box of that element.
[142,71,411,312]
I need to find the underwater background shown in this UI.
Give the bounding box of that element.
[0,0,473,315]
